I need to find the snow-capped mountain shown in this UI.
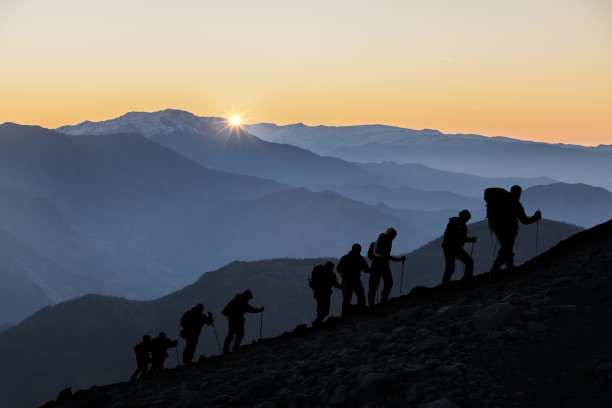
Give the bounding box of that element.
[57,109,227,138]
[245,122,612,190]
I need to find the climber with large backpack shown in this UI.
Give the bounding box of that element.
[309,261,341,326]
[484,185,542,275]
[442,209,477,284]
[221,290,264,353]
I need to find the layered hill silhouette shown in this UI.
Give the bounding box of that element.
[0,219,581,408]
[246,122,612,190]
[521,182,612,228]
[36,218,612,408]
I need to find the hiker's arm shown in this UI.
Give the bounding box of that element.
[205,312,213,325]
[245,304,261,313]
[361,257,370,273]
[390,255,406,262]
[518,203,541,224]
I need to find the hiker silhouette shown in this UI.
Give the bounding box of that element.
[367,228,406,306]
[337,244,369,316]
[221,289,263,353]
[180,303,213,365]
[309,261,341,326]
[149,332,178,372]
[130,334,152,381]
[485,185,542,274]
[442,209,477,284]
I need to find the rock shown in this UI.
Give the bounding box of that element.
[526,322,547,333]
[245,374,276,399]
[435,363,464,376]
[417,336,450,351]
[472,302,518,334]
[56,388,73,403]
[406,383,425,403]
[419,397,458,407]
[287,393,318,408]
[503,327,530,340]
[520,308,542,321]
[348,373,395,403]
[487,330,503,340]
[328,384,348,405]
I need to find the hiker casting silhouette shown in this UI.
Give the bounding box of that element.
[179,303,213,365]
[336,244,369,316]
[221,289,264,353]
[149,332,178,372]
[367,228,406,306]
[485,185,542,275]
[442,209,477,284]
[309,261,341,326]
[130,334,152,381]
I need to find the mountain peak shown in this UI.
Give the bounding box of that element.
[56,109,229,138]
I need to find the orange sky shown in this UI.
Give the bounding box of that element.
[1,0,611,146]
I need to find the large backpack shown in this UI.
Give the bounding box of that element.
[222,295,239,316]
[308,264,325,289]
[484,187,512,232]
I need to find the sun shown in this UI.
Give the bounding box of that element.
[229,115,242,126]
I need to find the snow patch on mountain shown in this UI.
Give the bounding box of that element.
[56,109,227,138]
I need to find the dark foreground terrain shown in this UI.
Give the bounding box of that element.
[43,220,612,408]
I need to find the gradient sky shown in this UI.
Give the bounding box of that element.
[1,0,611,145]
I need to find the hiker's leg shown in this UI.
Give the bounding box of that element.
[232,321,245,351]
[355,281,366,309]
[223,318,235,353]
[341,283,352,316]
[368,271,381,306]
[456,249,474,280]
[442,249,456,284]
[380,268,393,302]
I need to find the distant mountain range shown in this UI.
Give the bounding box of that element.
[57,110,557,192]
[246,122,612,190]
[0,218,583,408]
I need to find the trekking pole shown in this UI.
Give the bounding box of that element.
[489,237,498,282]
[259,310,264,341]
[175,346,181,366]
[399,260,405,297]
[211,323,222,353]
[535,220,539,265]
[470,242,475,258]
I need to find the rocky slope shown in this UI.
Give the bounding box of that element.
[41,220,612,408]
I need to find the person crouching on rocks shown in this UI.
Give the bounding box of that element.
[309,261,341,326]
[442,209,477,284]
[149,332,178,372]
[221,289,264,353]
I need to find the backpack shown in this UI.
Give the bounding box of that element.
[484,187,512,232]
[367,241,375,260]
[222,296,238,316]
[308,264,325,289]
